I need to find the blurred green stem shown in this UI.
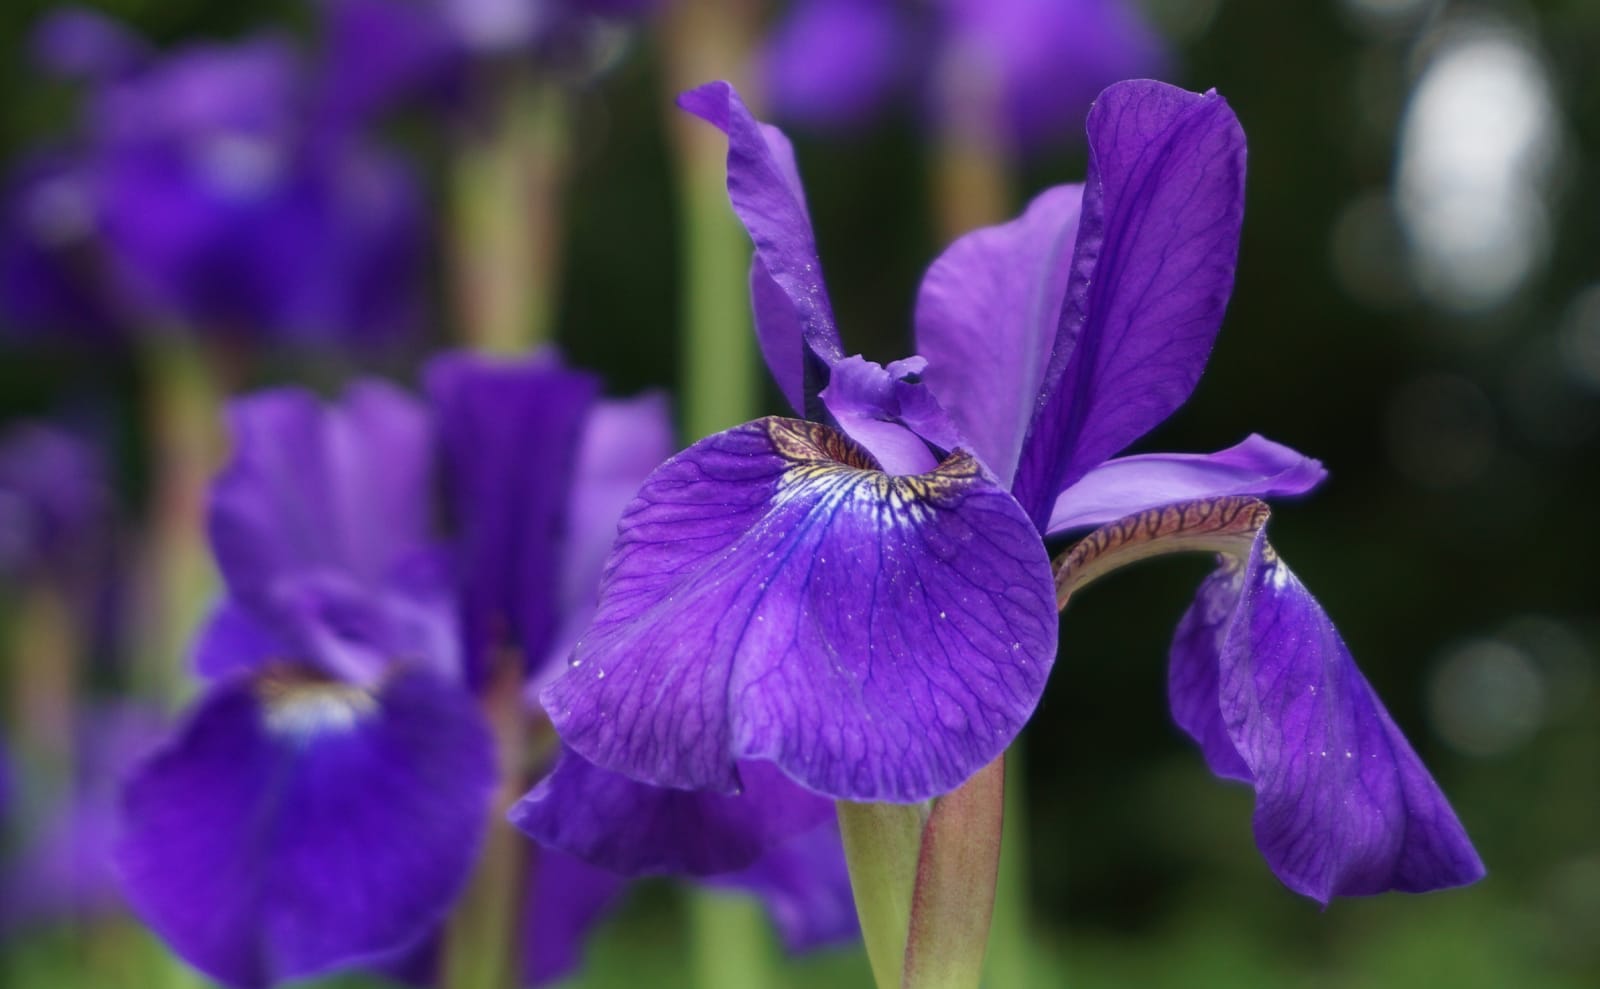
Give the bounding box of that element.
[444,657,531,989]
[664,0,762,441]
[929,50,1014,243]
[688,890,778,989]
[452,70,568,354]
[986,744,1033,989]
[139,335,224,708]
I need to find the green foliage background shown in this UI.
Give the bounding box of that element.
[2,1,1597,987]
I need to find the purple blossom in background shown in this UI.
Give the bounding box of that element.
[0,9,423,347]
[540,79,1485,903]
[117,353,853,987]
[0,704,165,931]
[0,422,109,581]
[317,0,665,119]
[761,0,1170,152]
[116,381,495,989]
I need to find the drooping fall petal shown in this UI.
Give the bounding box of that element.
[511,748,833,876]
[1169,533,1486,901]
[542,417,1056,802]
[116,670,494,988]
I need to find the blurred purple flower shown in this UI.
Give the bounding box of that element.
[0,10,424,347]
[761,0,1170,152]
[0,422,110,581]
[118,352,852,987]
[538,79,1485,903]
[0,703,165,931]
[317,0,665,120]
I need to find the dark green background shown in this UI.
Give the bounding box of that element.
[2,1,1597,986]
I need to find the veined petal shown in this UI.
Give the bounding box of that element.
[679,82,844,414]
[915,184,1082,485]
[510,747,832,876]
[542,417,1056,802]
[1169,533,1485,902]
[706,820,858,953]
[426,352,599,683]
[1014,80,1247,527]
[115,669,494,988]
[1047,435,1326,535]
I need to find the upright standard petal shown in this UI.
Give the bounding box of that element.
[427,353,599,683]
[1169,533,1485,902]
[207,383,454,685]
[1014,80,1247,527]
[679,82,844,413]
[210,382,434,595]
[511,748,833,876]
[116,669,494,989]
[1046,435,1327,534]
[542,417,1056,802]
[914,183,1082,484]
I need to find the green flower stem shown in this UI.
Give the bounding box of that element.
[445,658,532,989]
[902,756,1006,989]
[837,800,930,989]
[664,0,763,441]
[986,744,1033,989]
[139,336,225,708]
[451,71,568,354]
[930,68,1014,244]
[688,890,777,989]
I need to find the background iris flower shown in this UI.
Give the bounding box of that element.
[115,351,853,988]
[0,10,422,348]
[761,0,1169,153]
[542,78,1484,903]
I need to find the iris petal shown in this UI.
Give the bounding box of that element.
[679,82,844,413]
[707,820,859,953]
[1169,533,1486,901]
[511,747,833,876]
[1047,435,1326,534]
[914,183,1082,485]
[115,670,494,988]
[541,417,1056,802]
[427,352,600,683]
[1014,80,1247,526]
[210,383,435,598]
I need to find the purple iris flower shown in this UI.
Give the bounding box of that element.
[0,704,165,931]
[539,79,1485,903]
[0,10,422,347]
[0,422,110,581]
[761,0,1170,152]
[117,353,853,987]
[115,380,495,988]
[317,0,665,120]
